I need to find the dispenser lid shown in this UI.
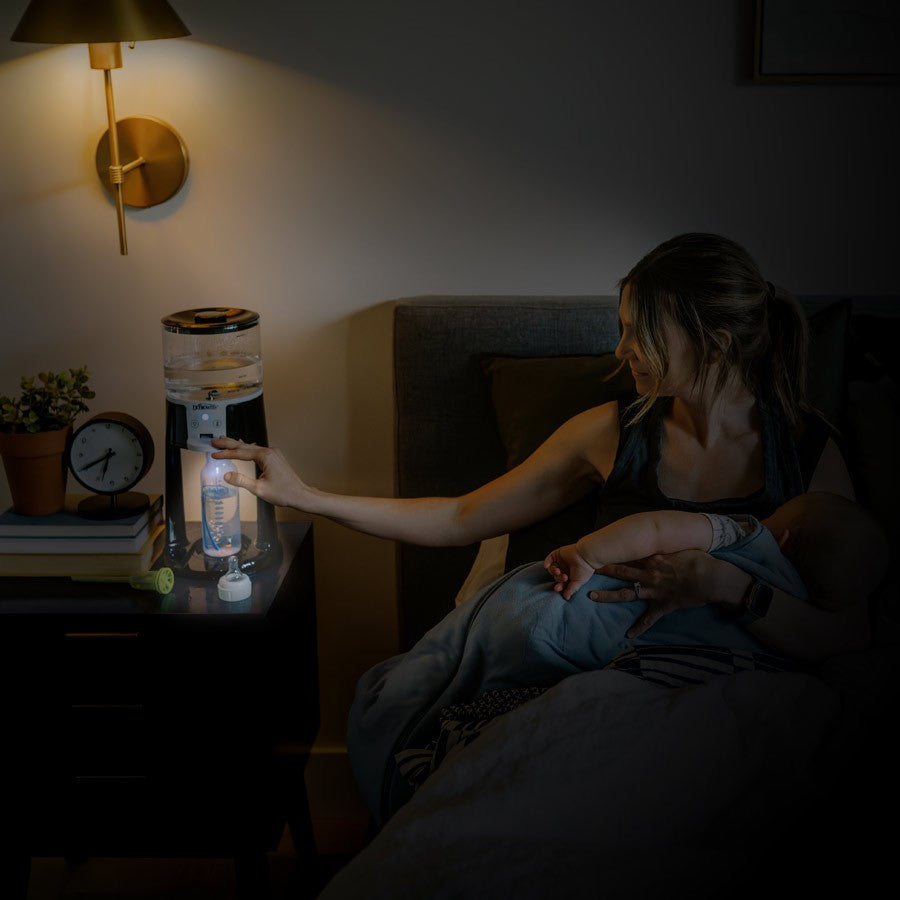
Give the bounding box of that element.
[162,308,259,334]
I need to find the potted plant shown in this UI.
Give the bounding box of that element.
[0,366,95,515]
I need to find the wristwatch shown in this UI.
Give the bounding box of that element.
[737,579,773,625]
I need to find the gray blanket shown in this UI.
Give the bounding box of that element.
[329,660,882,899]
[347,520,805,824]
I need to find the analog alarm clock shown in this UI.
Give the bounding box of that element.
[67,411,155,519]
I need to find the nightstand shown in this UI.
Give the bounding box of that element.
[0,521,318,900]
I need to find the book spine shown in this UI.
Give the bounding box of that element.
[0,494,163,538]
[0,524,166,577]
[0,506,163,554]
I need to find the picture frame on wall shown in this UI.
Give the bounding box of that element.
[754,0,900,83]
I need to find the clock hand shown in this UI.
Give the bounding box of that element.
[101,452,114,479]
[78,448,115,472]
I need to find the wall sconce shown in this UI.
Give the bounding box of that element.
[11,1,191,256]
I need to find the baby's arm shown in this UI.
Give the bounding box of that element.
[544,509,714,600]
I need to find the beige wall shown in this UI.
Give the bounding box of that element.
[1,1,897,802]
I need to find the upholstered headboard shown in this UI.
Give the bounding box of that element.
[391,293,865,651]
[393,296,622,648]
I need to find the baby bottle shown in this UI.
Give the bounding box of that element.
[201,452,241,557]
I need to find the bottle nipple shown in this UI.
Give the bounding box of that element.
[217,555,252,602]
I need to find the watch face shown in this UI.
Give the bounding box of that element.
[69,417,151,494]
[747,581,774,618]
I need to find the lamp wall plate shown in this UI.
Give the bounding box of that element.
[95,115,189,208]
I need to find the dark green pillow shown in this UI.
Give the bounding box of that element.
[482,353,635,470]
[806,299,851,428]
[482,354,635,571]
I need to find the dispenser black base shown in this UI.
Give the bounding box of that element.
[164,396,281,578]
[163,528,283,578]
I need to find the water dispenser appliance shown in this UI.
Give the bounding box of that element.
[161,307,280,576]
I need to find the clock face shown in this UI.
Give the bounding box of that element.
[68,413,154,495]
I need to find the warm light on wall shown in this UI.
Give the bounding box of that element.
[11,0,191,256]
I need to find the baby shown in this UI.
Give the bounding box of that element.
[544,490,889,613]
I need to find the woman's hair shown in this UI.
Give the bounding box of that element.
[618,232,810,431]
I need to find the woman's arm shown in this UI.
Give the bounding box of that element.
[695,557,871,660]
[739,582,871,660]
[210,401,621,548]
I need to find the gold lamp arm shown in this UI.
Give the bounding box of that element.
[103,67,129,255]
[84,41,187,256]
[90,42,130,255]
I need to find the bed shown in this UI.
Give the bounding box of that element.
[320,295,900,899]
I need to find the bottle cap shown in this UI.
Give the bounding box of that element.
[217,556,252,602]
[129,567,175,594]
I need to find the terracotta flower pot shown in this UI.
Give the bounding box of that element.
[0,425,72,516]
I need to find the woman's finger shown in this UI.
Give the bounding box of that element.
[589,585,640,603]
[595,562,645,583]
[626,597,676,638]
[625,616,653,638]
[211,436,263,461]
[224,471,259,493]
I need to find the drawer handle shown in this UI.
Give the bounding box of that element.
[73,775,149,783]
[70,703,144,711]
[64,632,140,639]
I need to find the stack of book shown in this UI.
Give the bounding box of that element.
[0,493,164,577]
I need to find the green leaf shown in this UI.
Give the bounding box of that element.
[0,366,94,434]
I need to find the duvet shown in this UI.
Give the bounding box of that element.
[327,552,893,899]
[327,652,890,899]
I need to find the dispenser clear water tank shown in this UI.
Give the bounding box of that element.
[162,307,263,405]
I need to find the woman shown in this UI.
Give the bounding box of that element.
[213,233,868,660]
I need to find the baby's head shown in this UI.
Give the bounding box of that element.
[763,492,889,610]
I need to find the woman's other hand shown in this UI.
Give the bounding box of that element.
[589,550,750,638]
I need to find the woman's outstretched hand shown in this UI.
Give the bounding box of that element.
[589,549,749,638]
[210,436,314,510]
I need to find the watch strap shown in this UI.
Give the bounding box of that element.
[737,579,773,625]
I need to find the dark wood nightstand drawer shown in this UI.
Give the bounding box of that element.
[1,522,319,894]
[63,703,153,776]
[58,628,150,704]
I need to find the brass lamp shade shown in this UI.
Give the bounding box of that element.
[11,0,190,44]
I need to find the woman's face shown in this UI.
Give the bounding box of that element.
[615,285,698,398]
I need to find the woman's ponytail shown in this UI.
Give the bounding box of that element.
[621,233,814,435]
[761,282,810,432]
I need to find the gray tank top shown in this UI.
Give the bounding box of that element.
[596,394,832,529]
[503,393,833,572]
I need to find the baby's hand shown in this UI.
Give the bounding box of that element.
[544,545,596,601]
